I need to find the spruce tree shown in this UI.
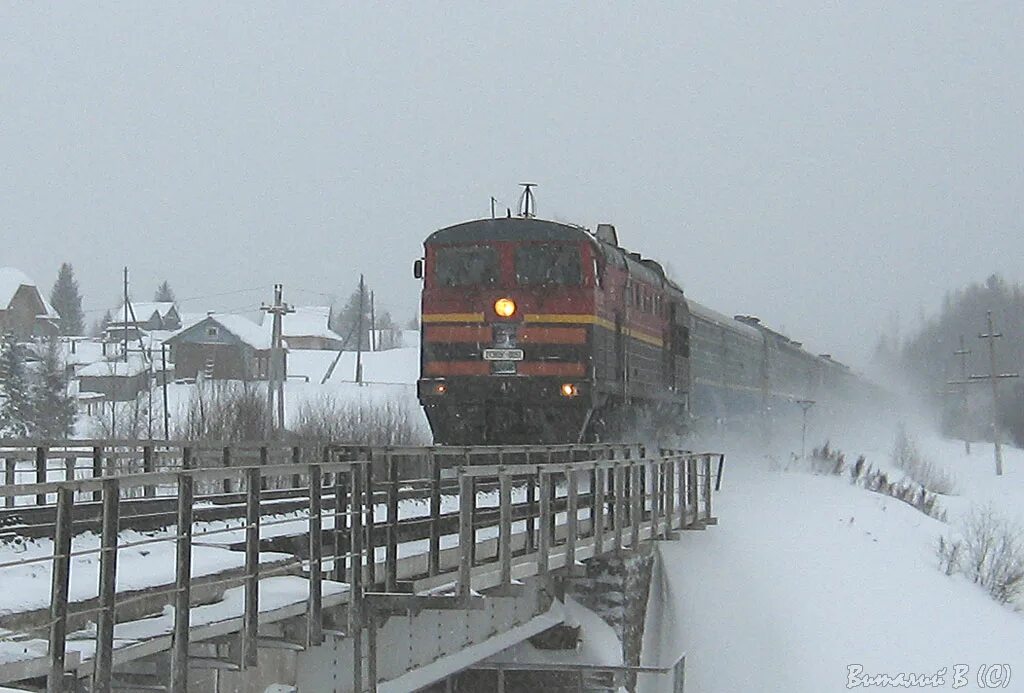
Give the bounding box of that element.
[0,337,32,436]
[330,282,373,351]
[29,337,75,439]
[154,280,176,303]
[50,263,84,335]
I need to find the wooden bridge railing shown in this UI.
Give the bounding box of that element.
[0,441,723,693]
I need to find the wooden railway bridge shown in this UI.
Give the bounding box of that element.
[0,441,721,692]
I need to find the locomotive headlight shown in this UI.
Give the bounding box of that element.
[560,383,578,398]
[494,297,516,318]
[433,383,447,395]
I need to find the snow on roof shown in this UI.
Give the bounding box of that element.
[111,302,177,323]
[78,354,150,377]
[0,267,59,318]
[168,314,271,350]
[268,306,342,341]
[178,312,209,329]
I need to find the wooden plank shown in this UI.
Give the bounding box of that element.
[428,452,441,577]
[93,477,120,691]
[458,470,474,598]
[498,470,512,586]
[307,464,323,647]
[170,448,194,693]
[46,486,73,693]
[386,453,399,592]
[242,464,261,668]
[36,446,47,506]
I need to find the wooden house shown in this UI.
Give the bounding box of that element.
[164,314,277,381]
[0,267,60,339]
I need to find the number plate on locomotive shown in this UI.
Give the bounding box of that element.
[483,348,524,361]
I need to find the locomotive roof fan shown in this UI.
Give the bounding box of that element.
[518,182,537,218]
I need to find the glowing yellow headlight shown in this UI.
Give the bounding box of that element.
[494,297,516,318]
[560,383,578,397]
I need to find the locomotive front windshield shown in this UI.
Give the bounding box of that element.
[515,243,582,286]
[434,245,499,287]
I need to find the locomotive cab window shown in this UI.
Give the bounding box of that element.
[434,245,499,287]
[515,243,582,286]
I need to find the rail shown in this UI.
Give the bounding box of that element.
[0,440,723,693]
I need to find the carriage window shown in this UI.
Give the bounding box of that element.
[434,245,499,287]
[515,244,582,286]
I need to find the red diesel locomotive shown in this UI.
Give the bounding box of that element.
[414,212,690,444]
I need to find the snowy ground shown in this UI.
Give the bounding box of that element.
[652,422,1024,692]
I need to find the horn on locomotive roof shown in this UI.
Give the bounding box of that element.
[518,182,537,218]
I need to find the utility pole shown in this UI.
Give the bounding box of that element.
[953,335,971,454]
[161,343,170,439]
[951,312,1019,475]
[369,290,376,352]
[122,267,130,363]
[796,399,815,459]
[261,284,294,435]
[355,275,365,384]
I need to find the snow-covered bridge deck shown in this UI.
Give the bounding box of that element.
[0,441,719,692]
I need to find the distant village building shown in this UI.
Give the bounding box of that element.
[164,314,276,381]
[274,306,345,351]
[0,267,60,339]
[77,354,151,402]
[105,302,181,342]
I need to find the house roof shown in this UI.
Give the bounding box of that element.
[0,267,59,318]
[167,314,272,350]
[111,302,178,324]
[78,354,150,377]
[268,306,343,341]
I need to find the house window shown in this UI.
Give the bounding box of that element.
[207,326,219,338]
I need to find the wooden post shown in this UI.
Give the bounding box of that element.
[292,445,302,490]
[428,452,442,577]
[63,452,74,484]
[499,469,512,586]
[222,447,233,495]
[566,468,578,569]
[36,445,47,506]
[703,454,713,522]
[259,445,270,492]
[385,453,399,592]
[4,457,14,508]
[364,458,375,587]
[630,464,641,548]
[650,461,660,540]
[331,449,348,583]
[665,458,675,534]
[170,448,194,693]
[593,465,605,554]
[93,478,120,691]
[46,486,73,693]
[687,457,698,527]
[242,465,261,668]
[143,445,155,498]
[307,464,323,647]
[677,458,686,526]
[538,471,552,575]
[525,465,537,554]
[613,464,625,553]
[458,470,474,599]
[350,464,364,693]
[92,445,103,503]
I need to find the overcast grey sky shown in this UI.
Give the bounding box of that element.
[2,3,1021,366]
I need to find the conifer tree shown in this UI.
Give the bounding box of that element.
[50,263,84,335]
[0,336,32,436]
[29,338,75,439]
[154,280,176,303]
